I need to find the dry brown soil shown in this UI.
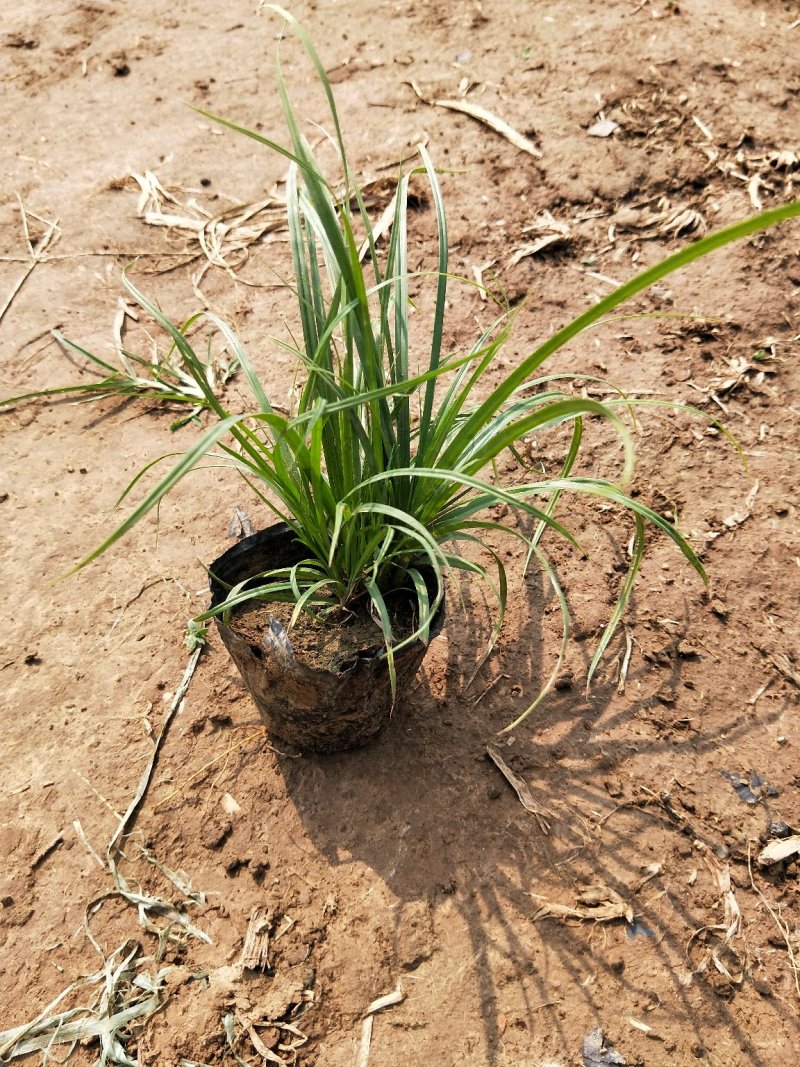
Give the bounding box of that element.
[2,1,800,1065]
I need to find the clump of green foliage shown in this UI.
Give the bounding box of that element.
[68,7,800,720]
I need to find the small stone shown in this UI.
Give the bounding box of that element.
[769,820,792,839]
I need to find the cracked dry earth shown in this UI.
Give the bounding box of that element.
[1,1,800,1065]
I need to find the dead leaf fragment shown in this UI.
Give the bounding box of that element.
[587,117,620,138]
[253,975,306,1021]
[686,843,745,985]
[509,232,568,264]
[486,746,551,833]
[408,82,542,157]
[771,653,800,687]
[757,836,800,867]
[228,506,255,541]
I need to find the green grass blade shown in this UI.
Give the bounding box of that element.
[587,512,646,686]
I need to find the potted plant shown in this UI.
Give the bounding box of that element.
[67,9,800,752]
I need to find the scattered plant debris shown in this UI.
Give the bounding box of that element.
[0,941,167,1064]
[358,984,404,1067]
[241,906,274,971]
[1,317,239,429]
[532,884,634,925]
[0,198,60,326]
[685,842,744,986]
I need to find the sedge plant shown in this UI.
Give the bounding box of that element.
[66,8,800,723]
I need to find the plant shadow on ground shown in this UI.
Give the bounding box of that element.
[239,564,790,1066]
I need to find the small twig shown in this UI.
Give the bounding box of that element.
[122,577,167,610]
[109,646,203,858]
[472,672,508,707]
[73,820,106,870]
[617,625,633,694]
[154,728,262,813]
[364,986,404,1016]
[0,199,60,326]
[746,677,774,706]
[691,114,714,141]
[30,835,64,871]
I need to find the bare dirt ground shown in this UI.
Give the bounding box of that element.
[2,1,800,1065]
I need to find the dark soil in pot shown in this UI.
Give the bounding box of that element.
[208,524,445,754]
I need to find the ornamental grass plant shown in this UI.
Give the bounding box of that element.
[69,8,800,723]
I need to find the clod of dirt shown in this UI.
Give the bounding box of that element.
[200,817,232,851]
[108,51,130,77]
[396,900,435,971]
[709,598,728,619]
[603,777,624,799]
[4,34,38,49]
[252,975,306,1020]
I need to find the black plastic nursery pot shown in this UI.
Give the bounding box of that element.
[208,524,445,754]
